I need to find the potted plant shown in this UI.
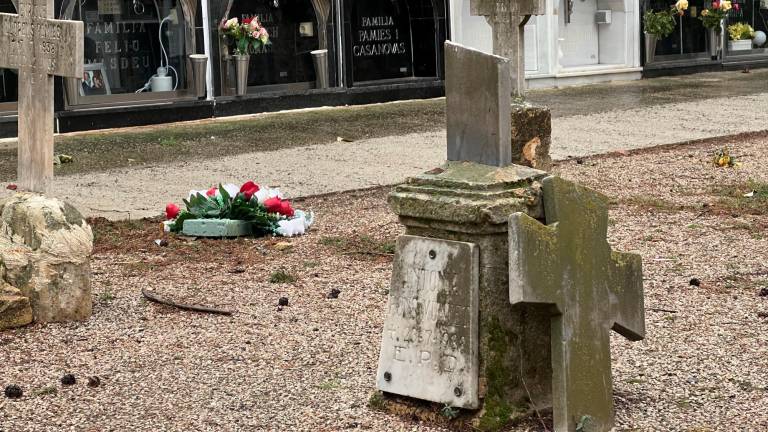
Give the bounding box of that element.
[728,22,755,51]
[220,17,270,96]
[699,1,736,59]
[643,1,688,64]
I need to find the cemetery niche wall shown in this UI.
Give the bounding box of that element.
[0,0,450,134]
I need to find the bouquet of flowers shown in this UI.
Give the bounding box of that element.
[164,181,314,237]
[220,16,270,55]
[700,1,737,32]
[643,1,689,38]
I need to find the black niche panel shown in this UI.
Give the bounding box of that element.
[343,0,445,85]
[228,0,319,86]
[345,0,412,83]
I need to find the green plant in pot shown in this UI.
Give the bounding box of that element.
[643,1,688,64]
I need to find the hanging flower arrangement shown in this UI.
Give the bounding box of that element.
[220,16,270,55]
[164,181,314,237]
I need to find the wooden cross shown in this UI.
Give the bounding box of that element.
[508,176,645,432]
[470,0,545,98]
[0,0,83,193]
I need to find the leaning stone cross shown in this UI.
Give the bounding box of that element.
[508,176,645,431]
[470,0,545,98]
[0,0,84,193]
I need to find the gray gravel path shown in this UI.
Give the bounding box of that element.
[3,92,767,220]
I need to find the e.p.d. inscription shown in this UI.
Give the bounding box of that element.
[376,235,479,408]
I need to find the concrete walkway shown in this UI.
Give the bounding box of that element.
[4,72,768,220]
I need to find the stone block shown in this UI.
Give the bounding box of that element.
[445,42,512,167]
[388,161,553,429]
[0,193,93,323]
[181,219,253,237]
[510,103,552,171]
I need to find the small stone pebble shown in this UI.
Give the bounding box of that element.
[228,267,246,274]
[278,297,289,307]
[87,376,101,388]
[759,287,768,297]
[327,288,341,299]
[4,385,22,399]
[689,278,701,287]
[60,374,76,386]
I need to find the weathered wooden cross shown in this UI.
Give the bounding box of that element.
[508,176,645,432]
[470,0,545,98]
[0,0,83,193]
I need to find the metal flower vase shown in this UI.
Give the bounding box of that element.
[234,54,250,96]
[708,28,721,59]
[644,33,658,64]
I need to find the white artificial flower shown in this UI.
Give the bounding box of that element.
[276,218,306,237]
[254,186,283,204]
[222,183,240,198]
[294,210,314,229]
[276,211,315,237]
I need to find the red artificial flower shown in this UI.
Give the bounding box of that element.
[279,201,294,217]
[734,3,740,10]
[239,181,260,200]
[206,186,217,197]
[243,17,252,25]
[165,203,180,220]
[712,1,719,8]
[6,184,17,190]
[264,197,283,214]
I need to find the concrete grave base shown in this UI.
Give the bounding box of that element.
[511,103,552,171]
[181,219,253,237]
[0,193,93,326]
[384,161,553,431]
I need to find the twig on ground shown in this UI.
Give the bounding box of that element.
[341,251,394,257]
[646,307,678,313]
[141,288,233,316]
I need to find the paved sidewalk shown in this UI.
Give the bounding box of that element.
[3,71,768,220]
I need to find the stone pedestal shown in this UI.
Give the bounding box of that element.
[0,193,93,324]
[388,161,553,430]
[511,103,552,171]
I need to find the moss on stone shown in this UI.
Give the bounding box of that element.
[476,316,527,431]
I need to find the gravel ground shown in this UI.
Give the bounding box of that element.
[2,135,767,431]
[4,92,767,220]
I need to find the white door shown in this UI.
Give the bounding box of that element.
[559,0,599,67]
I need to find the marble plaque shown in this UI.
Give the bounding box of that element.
[376,235,479,408]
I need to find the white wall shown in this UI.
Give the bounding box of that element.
[448,0,641,85]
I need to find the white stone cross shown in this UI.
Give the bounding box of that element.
[470,0,545,98]
[0,0,83,193]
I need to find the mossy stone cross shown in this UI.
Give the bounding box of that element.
[508,176,645,432]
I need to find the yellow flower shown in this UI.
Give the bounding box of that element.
[676,0,689,11]
[722,0,732,10]
[702,9,709,15]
